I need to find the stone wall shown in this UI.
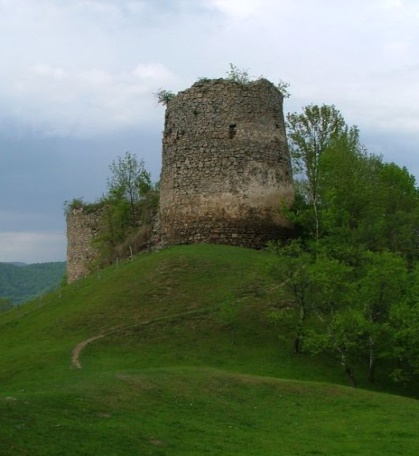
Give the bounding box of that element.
[66,208,102,283]
[159,78,294,248]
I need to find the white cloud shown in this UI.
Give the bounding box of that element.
[31,64,68,80]
[206,0,264,20]
[78,69,113,86]
[132,63,175,81]
[126,0,146,15]
[381,0,403,8]
[3,62,179,137]
[0,232,65,263]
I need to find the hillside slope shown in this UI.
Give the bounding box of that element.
[0,245,418,455]
[0,261,65,304]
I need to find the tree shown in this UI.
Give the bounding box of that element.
[268,241,314,354]
[368,163,419,261]
[304,247,410,386]
[269,229,416,386]
[287,105,419,262]
[107,151,152,225]
[92,152,159,267]
[305,306,364,388]
[316,133,376,237]
[352,251,408,383]
[268,241,352,355]
[286,104,357,239]
[387,266,419,382]
[272,102,419,389]
[321,152,419,261]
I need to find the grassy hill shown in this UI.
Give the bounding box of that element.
[0,245,418,455]
[0,261,66,304]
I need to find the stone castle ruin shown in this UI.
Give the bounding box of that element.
[66,77,294,282]
[160,78,294,248]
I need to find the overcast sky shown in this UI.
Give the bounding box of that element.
[1,0,419,263]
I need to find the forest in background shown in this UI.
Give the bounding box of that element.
[0,262,65,306]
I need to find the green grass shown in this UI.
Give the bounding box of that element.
[0,244,418,455]
[2,369,418,455]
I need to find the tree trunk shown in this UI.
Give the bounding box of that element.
[368,337,376,384]
[345,366,357,388]
[338,346,357,387]
[294,306,305,354]
[294,335,302,354]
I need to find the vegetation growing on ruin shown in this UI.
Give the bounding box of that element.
[64,197,104,214]
[155,64,291,106]
[225,63,291,97]
[92,152,159,268]
[155,88,176,105]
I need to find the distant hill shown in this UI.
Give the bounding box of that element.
[0,261,66,304]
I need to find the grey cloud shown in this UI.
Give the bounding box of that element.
[1,0,419,262]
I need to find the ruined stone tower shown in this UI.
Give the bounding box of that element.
[159,78,294,248]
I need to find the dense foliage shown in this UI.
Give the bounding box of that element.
[0,262,66,305]
[270,104,419,387]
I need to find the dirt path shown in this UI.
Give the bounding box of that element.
[70,308,208,369]
[71,335,105,369]
[70,279,291,370]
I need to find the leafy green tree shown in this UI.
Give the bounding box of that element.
[305,306,364,388]
[317,135,377,237]
[107,151,152,225]
[270,230,414,386]
[274,102,419,389]
[321,153,419,261]
[268,241,352,355]
[352,251,408,383]
[286,104,359,239]
[304,248,409,386]
[92,152,159,267]
[268,241,313,354]
[287,104,419,261]
[383,263,419,382]
[367,163,419,261]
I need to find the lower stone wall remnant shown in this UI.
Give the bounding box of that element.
[66,208,102,283]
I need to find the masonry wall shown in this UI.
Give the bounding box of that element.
[66,208,102,283]
[159,78,294,248]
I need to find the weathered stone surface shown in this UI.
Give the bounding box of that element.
[159,78,294,248]
[66,208,102,283]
